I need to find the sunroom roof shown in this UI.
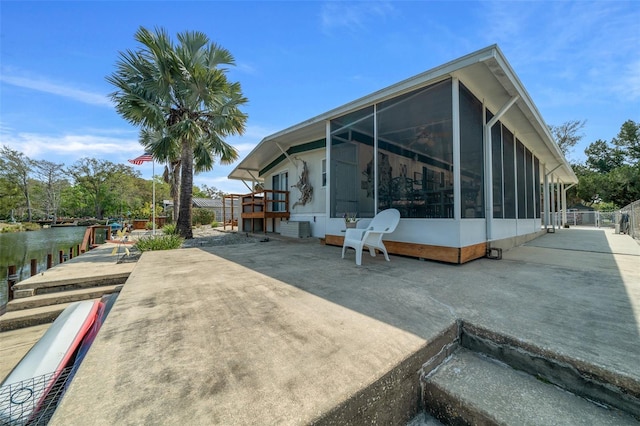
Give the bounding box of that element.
[229,44,577,184]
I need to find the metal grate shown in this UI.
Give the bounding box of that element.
[0,367,73,426]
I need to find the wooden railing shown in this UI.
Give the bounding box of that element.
[224,190,290,233]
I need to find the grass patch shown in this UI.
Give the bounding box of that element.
[162,223,178,235]
[135,234,184,252]
[0,222,41,233]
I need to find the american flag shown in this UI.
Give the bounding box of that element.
[128,153,153,165]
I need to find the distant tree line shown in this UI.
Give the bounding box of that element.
[550,119,640,209]
[0,147,226,223]
[0,147,163,222]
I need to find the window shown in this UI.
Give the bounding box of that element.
[322,159,326,187]
[534,157,541,218]
[459,83,484,218]
[272,171,288,212]
[376,79,453,218]
[503,127,516,218]
[330,106,375,218]
[329,79,454,219]
[526,148,534,218]
[517,139,526,219]
[490,114,504,219]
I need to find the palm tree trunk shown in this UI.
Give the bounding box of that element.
[171,161,181,223]
[177,140,194,239]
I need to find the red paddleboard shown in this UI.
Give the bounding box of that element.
[0,300,101,425]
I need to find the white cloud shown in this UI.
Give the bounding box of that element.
[477,1,640,108]
[0,72,112,107]
[615,59,640,102]
[320,1,395,34]
[0,130,139,161]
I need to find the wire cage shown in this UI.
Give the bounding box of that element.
[0,366,73,426]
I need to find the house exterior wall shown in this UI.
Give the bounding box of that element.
[322,75,545,254]
[234,47,574,262]
[263,148,326,237]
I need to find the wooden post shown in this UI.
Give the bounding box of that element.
[69,247,74,260]
[76,244,80,256]
[30,259,38,276]
[7,265,17,301]
[59,250,64,263]
[47,253,53,269]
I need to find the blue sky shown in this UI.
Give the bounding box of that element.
[1,1,638,194]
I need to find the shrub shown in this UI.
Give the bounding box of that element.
[144,221,154,230]
[162,223,178,235]
[211,220,219,228]
[192,209,215,226]
[135,234,184,252]
[23,222,42,231]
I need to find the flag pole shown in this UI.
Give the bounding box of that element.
[152,159,156,235]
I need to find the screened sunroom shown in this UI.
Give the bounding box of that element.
[229,45,577,263]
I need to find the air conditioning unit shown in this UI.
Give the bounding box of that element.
[280,221,311,238]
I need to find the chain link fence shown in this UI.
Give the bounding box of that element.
[555,210,617,228]
[555,200,640,240]
[616,200,640,240]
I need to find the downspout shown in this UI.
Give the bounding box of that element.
[484,95,519,242]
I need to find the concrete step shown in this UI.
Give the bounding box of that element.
[0,302,72,332]
[6,285,122,312]
[17,273,129,298]
[422,348,638,425]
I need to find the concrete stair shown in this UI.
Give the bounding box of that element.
[416,322,640,425]
[422,348,638,425]
[6,285,122,312]
[0,285,123,332]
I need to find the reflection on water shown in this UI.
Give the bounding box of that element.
[0,227,89,306]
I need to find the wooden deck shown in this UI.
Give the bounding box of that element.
[225,190,290,233]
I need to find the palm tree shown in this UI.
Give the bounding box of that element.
[139,127,181,223]
[107,27,247,238]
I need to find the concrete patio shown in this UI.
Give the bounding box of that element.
[49,227,639,424]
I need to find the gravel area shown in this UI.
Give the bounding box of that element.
[183,225,263,248]
[116,226,263,264]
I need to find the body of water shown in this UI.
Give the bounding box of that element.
[0,227,89,307]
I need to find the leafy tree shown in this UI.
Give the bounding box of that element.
[34,159,66,222]
[0,146,35,221]
[67,158,139,219]
[107,27,247,238]
[548,119,586,160]
[59,184,91,217]
[613,119,639,162]
[0,176,21,220]
[584,139,624,173]
[201,184,228,199]
[575,120,640,208]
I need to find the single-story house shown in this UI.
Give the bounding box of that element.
[228,44,577,263]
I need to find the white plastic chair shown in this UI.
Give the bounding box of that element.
[341,209,400,266]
